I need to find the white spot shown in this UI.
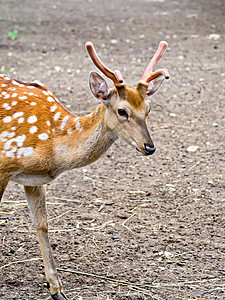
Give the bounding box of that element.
[33,80,44,86]
[4,94,10,99]
[13,112,24,118]
[30,102,36,106]
[28,92,34,96]
[1,91,7,96]
[19,95,27,100]
[11,127,16,131]
[48,90,53,96]
[27,115,37,123]
[3,116,12,123]
[11,101,17,106]
[5,106,12,110]
[76,121,81,130]
[1,84,7,87]
[0,131,10,139]
[2,103,9,108]
[47,96,55,102]
[38,133,49,140]
[17,147,33,158]
[54,112,61,121]
[12,80,20,85]
[68,129,73,134]
[50,105,57,112]
[3,75,10,81]
[6,146,17,158]
[4,134,26,150]
[74,117,80,122]
[27,86,34,89]
[42,90,49,96]
[29,126,38,134]
[18,117,24,123]
[60,116,69,130]
[12,93,18,98]
[8,132,15,138]
[6,151,15,158]
[46,121,51,126]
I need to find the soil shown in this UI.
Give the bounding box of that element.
[0,0,225,299]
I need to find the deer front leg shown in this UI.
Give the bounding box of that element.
[24,185,68,300]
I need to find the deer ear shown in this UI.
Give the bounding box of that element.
[146,74,165,96]
[89,71,111,103]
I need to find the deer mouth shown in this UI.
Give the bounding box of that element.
[135,147,145,156]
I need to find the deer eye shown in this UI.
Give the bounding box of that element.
[118,109,128,119]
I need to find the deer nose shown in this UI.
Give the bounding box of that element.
[144,144,156,155]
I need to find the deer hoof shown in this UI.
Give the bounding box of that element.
[51,292,69,300]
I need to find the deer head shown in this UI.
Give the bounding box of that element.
[86,41,169,156]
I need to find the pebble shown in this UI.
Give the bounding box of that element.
[54,66,61,72]
[208,33,221,41]
[111,39,118,44]
[186,145,199,152]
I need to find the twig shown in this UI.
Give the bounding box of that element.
[48,197,82,203]
[121,213,136,234]
[57,268,156,297]
[84,220,114,231]
[48,209,72,222]
[0,257,42,270]
[56,268,184,299]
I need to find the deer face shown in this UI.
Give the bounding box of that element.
[89,72,166,155]
[86,41,169,156]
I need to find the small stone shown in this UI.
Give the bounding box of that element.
[54,66,61,72]
[168,187,176,194]
[208,33,221,41]
[186,145,199,152]
[164,251,174,258]
[212,122,218,127]
[111,39,118,44]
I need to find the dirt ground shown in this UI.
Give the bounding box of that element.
[0,0,225,299]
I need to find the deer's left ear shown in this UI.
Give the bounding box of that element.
[146,74,165,96]
[89,71,111,103]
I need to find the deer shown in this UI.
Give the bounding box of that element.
[0,41,169,299]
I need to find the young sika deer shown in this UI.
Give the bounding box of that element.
[0,41,169,299]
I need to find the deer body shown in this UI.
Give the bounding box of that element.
[0,42,169,300]
[0,76,115,185]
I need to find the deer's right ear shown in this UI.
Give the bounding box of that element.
[89,72,111,103]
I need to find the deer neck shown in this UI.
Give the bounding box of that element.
[53,104,117,170]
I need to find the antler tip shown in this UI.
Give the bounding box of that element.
[159,40,168,48]
[85,41,93,49]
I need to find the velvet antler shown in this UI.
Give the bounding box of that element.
[138,41,169,86]
[86,42,125,87]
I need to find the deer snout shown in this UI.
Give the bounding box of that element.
[144,143,156,155]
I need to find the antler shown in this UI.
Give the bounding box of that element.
[85,42,125,87]
[138,41,170,86]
